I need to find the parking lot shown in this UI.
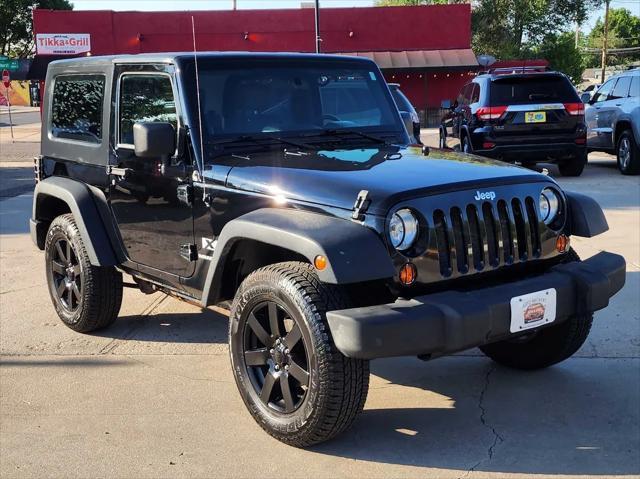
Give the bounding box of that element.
[1,111,639,478]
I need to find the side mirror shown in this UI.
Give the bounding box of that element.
[133,122,176,158]
[580,92,591,104]
[441,99,452,110]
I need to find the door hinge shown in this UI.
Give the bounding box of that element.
[180,244,198,262]
[352,189,370,221]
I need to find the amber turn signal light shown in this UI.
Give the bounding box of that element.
[314,255,327,271]
[399,263,417,285]
[556,234,569,253]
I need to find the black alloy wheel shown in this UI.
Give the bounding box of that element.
[243,300,310,414]
[229,262,370,447]
[45,214,123,333]
[50,237,82,312]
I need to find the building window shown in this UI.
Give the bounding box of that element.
[50,75,105,144]
[119,74,177,145]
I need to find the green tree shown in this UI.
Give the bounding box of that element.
[534,31,585,83]
[471,0,600,59]
[585,7,640,66]
[0,0,73,58]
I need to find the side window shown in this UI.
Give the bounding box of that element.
[119,74,177,145]
[592,78,617,103]
[470,83,480,103]
[630,76,640,98]
[610,76,631,99]
[50,75,105,144]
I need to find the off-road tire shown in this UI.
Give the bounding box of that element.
[479,249,592,370]
[229,261,369,447]
[45,214,123,333]
[558,150,587,177]
[616,129,640,175]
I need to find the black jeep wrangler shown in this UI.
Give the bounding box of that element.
[31,53,625,447]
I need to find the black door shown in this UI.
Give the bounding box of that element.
[109,67,195,277]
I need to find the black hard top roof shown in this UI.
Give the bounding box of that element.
[47,51,373,68]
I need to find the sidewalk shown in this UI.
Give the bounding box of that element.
[0,121,40,162]
[0,105,40,115]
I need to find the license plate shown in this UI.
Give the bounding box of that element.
[510,288,556,333]
[525,111,546,123]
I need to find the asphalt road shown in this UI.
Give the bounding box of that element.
[0,142,638,478]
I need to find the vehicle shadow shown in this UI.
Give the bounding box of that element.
[92,307,229,345]
[312,355,639,475]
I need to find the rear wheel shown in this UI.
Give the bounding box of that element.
[479,249,592,370]
[616,129,639,175]
[229,261,369,447]
[558,150,587,177]
[45,214,123,332]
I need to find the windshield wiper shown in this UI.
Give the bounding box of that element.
[303,129,391,145]
[207,134,316,151]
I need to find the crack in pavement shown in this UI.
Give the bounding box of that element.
[97,295,168,354]
[460,364,504,478]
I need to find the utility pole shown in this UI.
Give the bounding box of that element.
[232,0,236,10]
[315,0,321,53]
[600,0,610,83]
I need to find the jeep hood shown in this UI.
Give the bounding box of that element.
[221,146,549,215]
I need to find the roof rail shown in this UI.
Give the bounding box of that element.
[477,65,551,76]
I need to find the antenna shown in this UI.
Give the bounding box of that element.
[192,15,205,176]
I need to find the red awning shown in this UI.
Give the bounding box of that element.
[337,49,478,70]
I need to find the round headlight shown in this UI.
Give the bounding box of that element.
[390,208,419,251]
[539,188,560,224]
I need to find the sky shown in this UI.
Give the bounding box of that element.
[71,0,640,35]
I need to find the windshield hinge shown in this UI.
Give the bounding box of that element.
[352,190,371,221]
[180,244,198,262]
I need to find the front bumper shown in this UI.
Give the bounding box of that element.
[326,252,625,359]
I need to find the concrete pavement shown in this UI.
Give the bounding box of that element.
[0,128,638,477]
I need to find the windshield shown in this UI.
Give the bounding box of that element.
[179,57,405,158]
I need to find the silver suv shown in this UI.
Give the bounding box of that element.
[583,68,640,175]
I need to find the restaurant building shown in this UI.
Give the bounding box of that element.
[31,4,479,125]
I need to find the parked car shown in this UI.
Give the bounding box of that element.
[31,53,625,447]
[439,68,588,176]
[582,69,640,175]
[388,83,422,144]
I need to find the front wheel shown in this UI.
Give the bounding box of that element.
[45,214,123,332]
[479,249,592,370]
[617,129,640,175]
[229,262,369,447]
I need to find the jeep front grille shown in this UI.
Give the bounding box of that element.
[432,197,541,277]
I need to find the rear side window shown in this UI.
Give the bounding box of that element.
[390,87,413,112]
[611,76,631,99]
[489,75,579,105]
[50,75,105,144]
[631,76,640,98]
[119,74,177,145]
[470,83,480,103]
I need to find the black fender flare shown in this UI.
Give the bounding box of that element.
[201,208,395,306]
[31,176,124,266]
[565,191,609,238]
